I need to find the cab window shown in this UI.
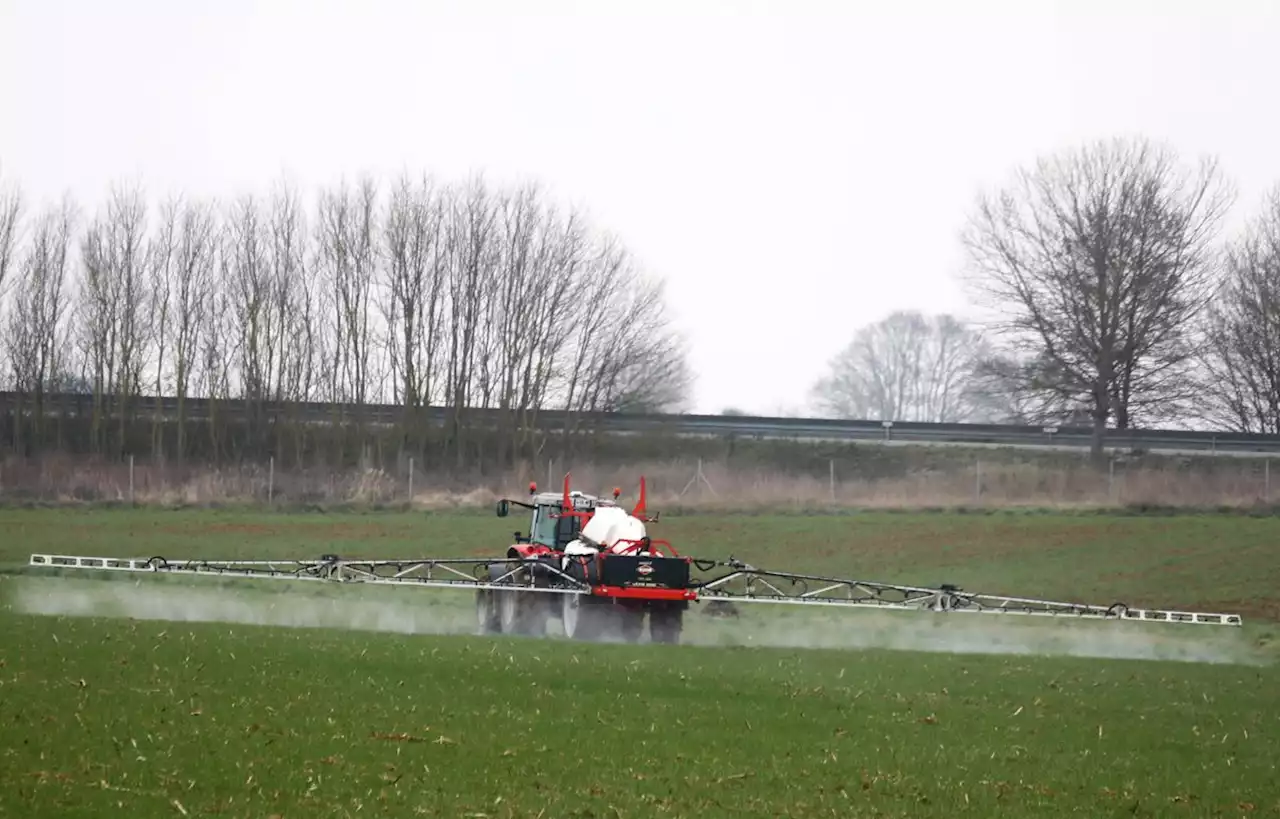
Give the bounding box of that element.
[532,505,584,548]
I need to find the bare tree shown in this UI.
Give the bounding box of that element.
[111,186,152,436]
[74,220,112,454]
[961,349,1086,425]
[486,182,555,464]
[261,178,318,463]
[0,169,22,299]
[315,173,379,467]
[4,194,76,452]
[317,175,380,464]
[558,236,692,418]
[146,195,180,457]
[380,172,446,407]
[320,176,378,404]
[557,235,629,422]
[378,172,450,464]
[74,181,152,456]
[168,196,218,459]
[442,176,498,466]
[507,195,585,458]
[810,310,984,422]
[223,192,278,455]
[1,167,692,472]
[590,274,693,414]
[1198,185,1280,433]
[960,137,1233,457]
[198,257,235,460]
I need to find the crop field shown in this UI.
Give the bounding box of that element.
[2,507,1279,817]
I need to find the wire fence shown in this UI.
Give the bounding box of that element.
[1,451,1275,510]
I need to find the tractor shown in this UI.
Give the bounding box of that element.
[476,475,690,643]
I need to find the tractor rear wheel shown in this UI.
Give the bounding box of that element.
[561,593,605,640]
[618,608,645,643]
[650,606,683,644]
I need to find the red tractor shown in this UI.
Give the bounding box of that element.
[476,474,690,643]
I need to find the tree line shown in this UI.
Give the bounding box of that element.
[810,136,1280,457]
[0,169,693,468]
[9,135,1280,470]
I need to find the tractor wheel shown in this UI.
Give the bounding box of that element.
[524,594,552,637]
[476,590,501,635]
[521,592,554,637]
[561,593,604,641]
[498,590,522,633]
[650,606,683,645]
[486,561,533,636]
[618,608,645,643]
[494,589,551,637]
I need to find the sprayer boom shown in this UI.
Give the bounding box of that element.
[26,552,1243,627]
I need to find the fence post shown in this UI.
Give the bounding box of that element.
[1109,455,1115,503]
[129,454,135,503]
[268,456,274,505]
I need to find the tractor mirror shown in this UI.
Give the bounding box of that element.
[496,499,509,518]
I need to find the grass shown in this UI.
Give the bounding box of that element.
[2,506,1279,817]
[1,610,1277,817]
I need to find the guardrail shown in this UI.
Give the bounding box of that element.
[1,391,1277,455]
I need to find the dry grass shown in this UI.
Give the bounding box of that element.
[1,450,1277,512]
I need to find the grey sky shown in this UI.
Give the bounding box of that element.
[3,0,1279,415]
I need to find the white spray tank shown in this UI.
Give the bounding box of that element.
[571,506,648,553]
[559,477,653,561]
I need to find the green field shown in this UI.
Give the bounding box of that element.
[2,507,1279,817]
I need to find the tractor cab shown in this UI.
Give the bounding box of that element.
[496,474,660,555]
[495,481,622,550]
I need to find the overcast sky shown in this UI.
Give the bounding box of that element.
[3,0,1279,415]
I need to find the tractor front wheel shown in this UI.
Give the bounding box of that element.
[476,590,500,635]
[496,589,549,637]
[498,590,521,632]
